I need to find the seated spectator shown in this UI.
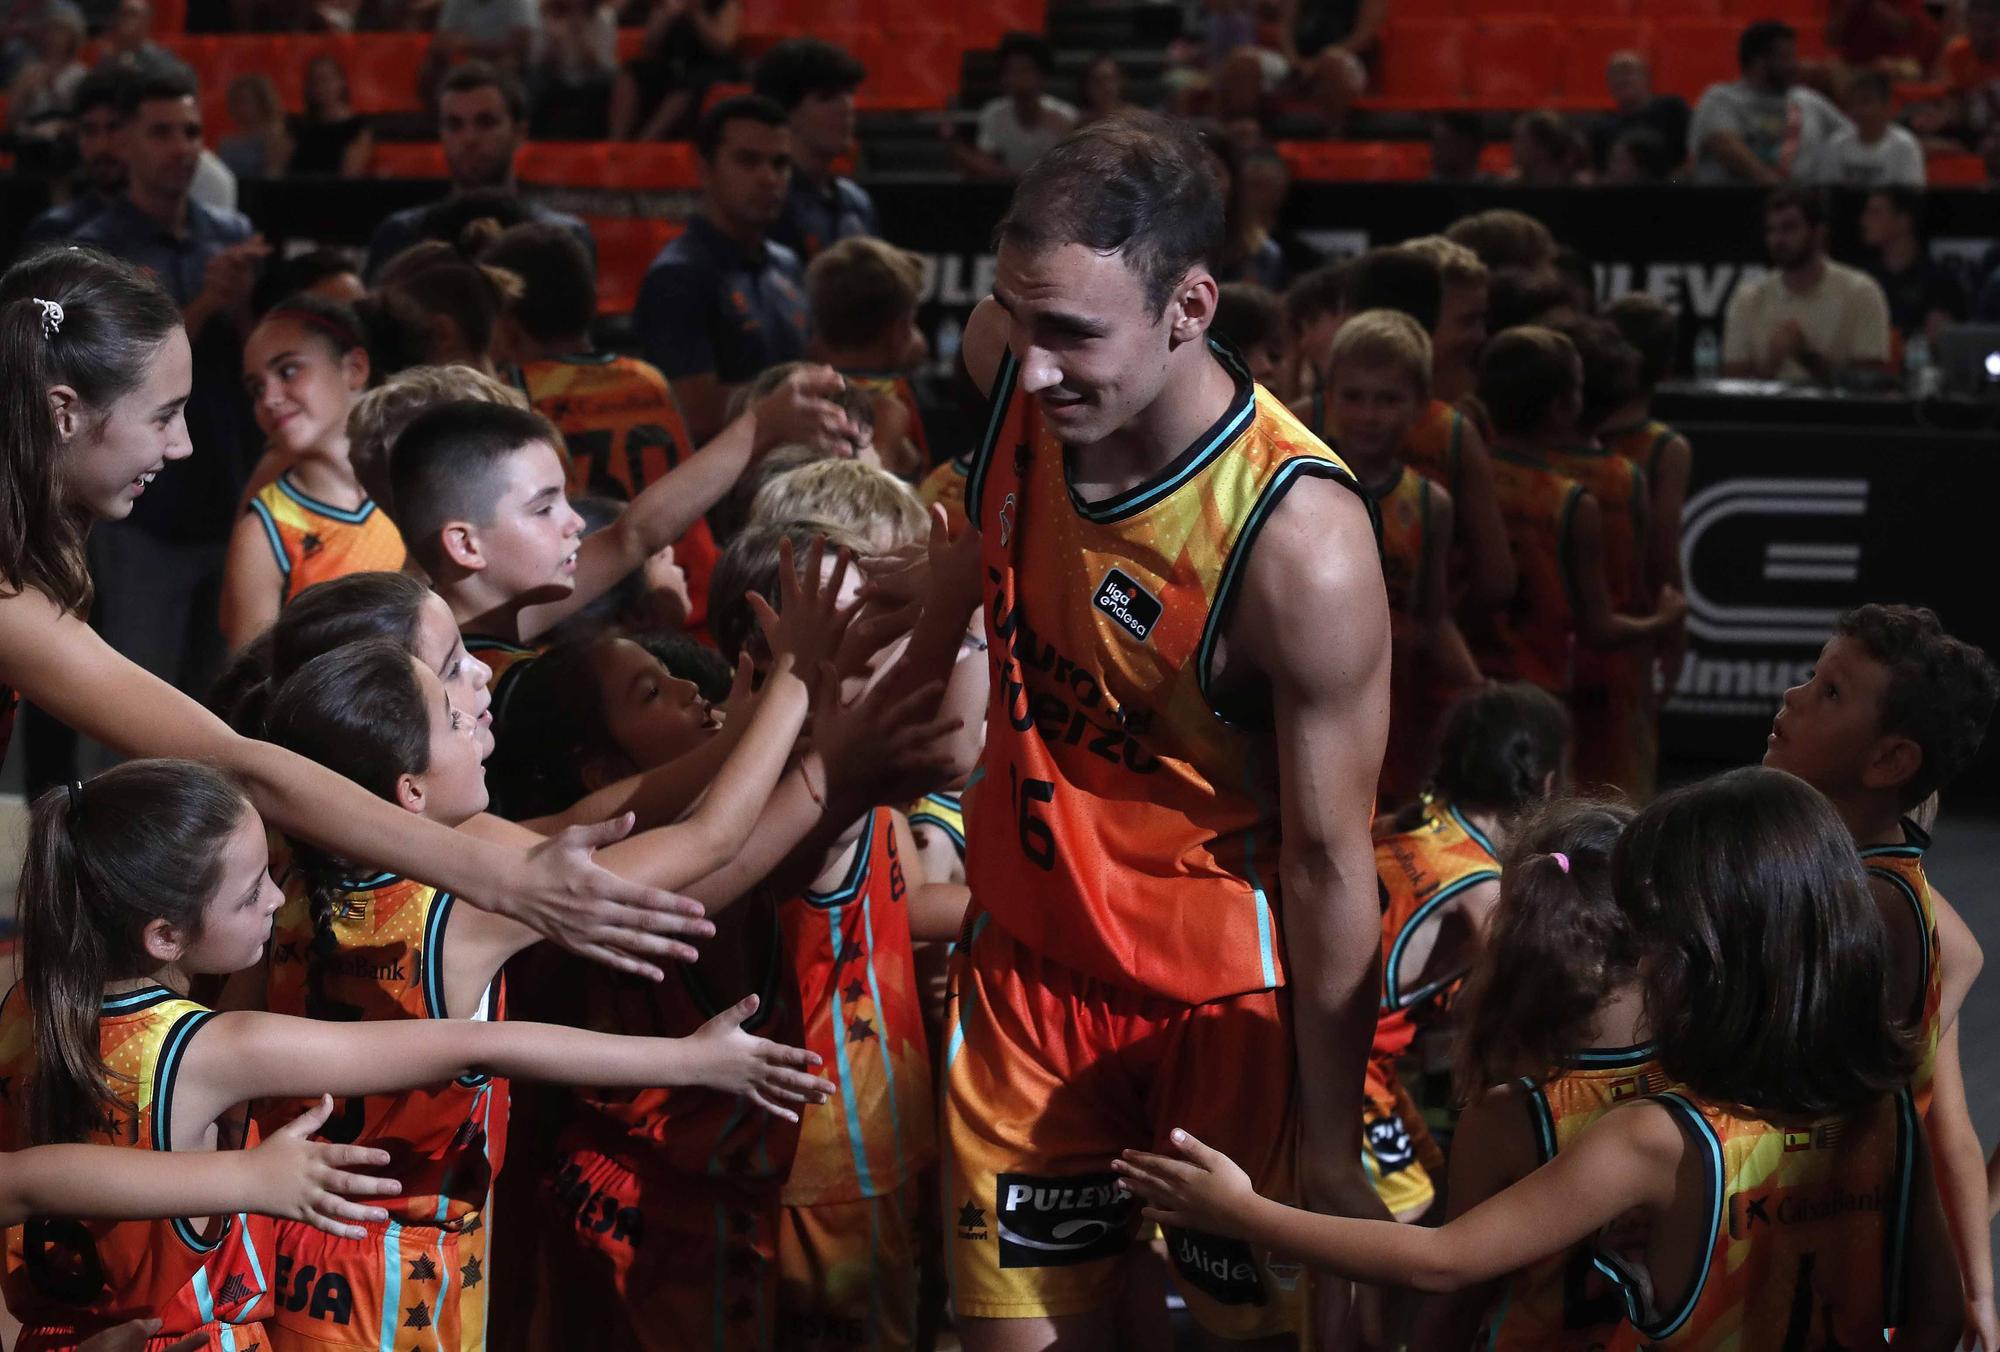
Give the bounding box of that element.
[1214,281,1289,396]
[1859,186,1968,345]
[1604,126,1676,183]
[1201,126,1285,290]
[1077,52,1136,125]
[1805,68,1924,186]
[634,94,809,442]
[1447,208,1557,277]
[1937,0,1999,150]
[290,53,372,178]
[4,0,83,142]
[363,62,594,279]
[217,73,291,180]
[1590,51,1688,172]
[954,31,1077,178]
[1829,0,1940,75]
[529,0,617,138]
[97,0,183,80]
[23,64,128,243]
[1690,20,1852,184]
[608,0,741,141]
[752,37,876,260]
[424,0,539,92]
[1430,110,1488,183]
[1511,109,1588,185]
[1723,185,1891,383]
[806,236,932,479]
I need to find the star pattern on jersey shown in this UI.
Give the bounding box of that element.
[842,979,866,1005]
[300,533,324,557]
[846,1015,875,1043]
[405,1300,432,1330]
[460,1256,483,1288]
[461,1212,483,1235]
[215,1272,254,1307]
[408,1254,438,1282]
[834,940,868,972]
[957,1202,985,1231]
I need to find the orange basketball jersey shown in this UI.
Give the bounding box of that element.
[840,369,932,470]
[1862,820,1942,1116]
[964,343,1361,1003]
[778,809,935,1207]
[1601,417,1680,489]
[1466,450,1585,695]
[521,351,718,636]
[1364,465,1433,617]
[0,984,275,1349]
[247,475,407,606]
[1402,400,1468,502]
[1484,1046,1664,1352]
[258,871,508,1228]
[1372,797,1500,1050]
[917,456,970,536]
[1594,1088,1918,1349]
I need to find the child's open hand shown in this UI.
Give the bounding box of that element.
[1114,1129,1258,1237]
[687,995,837,1123]
[250,1095,403,1240]
[749,535,856,679]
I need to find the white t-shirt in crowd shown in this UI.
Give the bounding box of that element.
[1723,259,1892,382]
[1689,79,1852,183]
[976,94,1079,172]
[1804,124,1927,187]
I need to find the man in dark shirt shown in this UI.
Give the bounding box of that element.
[1591,51,1690,172]
[752,36,879,261]
[71,64,264,758]
[634,93,809,442]
[363,60,594,279]
[1860,185,1969,343]
[23,65,134,244]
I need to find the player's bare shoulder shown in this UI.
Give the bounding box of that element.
[962,297,1010,401]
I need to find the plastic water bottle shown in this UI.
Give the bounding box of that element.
[1692,326,1722,382]
[935,315,962,376]
[1905,333,1940,399]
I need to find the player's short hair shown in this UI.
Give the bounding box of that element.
[696,93,787,162]
[1342,246,1443,334]
[1399,235,1488,291]
[1212,282,1285,357]
[1835,604,2000,806]
[752,37,867,110]
[74,64,134,119]
[1553,316,1640,433]
[348,363,529,510]
[997,112,1224,317]
[1445,209,1556,275]
[1738,19,1796,71]
[750,457,927,550]
[709,518,871,663]
[480,221,596,345]
[1765,183,1828,229]
[389,400,561,574]
[807,237,926,352]
[1477,325,1579,437]
[1326,309,1431,403]
[1602,293,1678,392]
[1283,260,1351,330]
[440,59,526,123]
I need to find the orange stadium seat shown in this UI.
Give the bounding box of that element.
[599,141,700,189]
[1392,0,1464,17]
[370,140,447,178]
[517,140,611,186]
[1477,141,1515,176]
[1721,0,1819,18]
[1469,17,1562,107]
[1653,18,1739,100]
[853,31,961,110]
[347,34,430,115]
[587,215,682,314]
[1275,140,1428,180]
[1928,152,1987,184]
[1635,0,1721,16]
[1368,19,1470,108]
[615,26,646,63]
[1555,19,1652,109]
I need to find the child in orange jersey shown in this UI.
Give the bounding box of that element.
[0,759,833,1352]
[1364,682,1571,1226]
[1763,603,2000,1347]
[807,236,935,480]
[1466,327,1685,696]
[1406,799,1655,1352]
[1321,310,1480,805]
[222,295,411,652]
[482,222,725,640]
[1398,235,1489,406]
[1547,316,1659,798]
[1122,767,1964,1352]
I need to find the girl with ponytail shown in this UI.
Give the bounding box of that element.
[0,246,710,988]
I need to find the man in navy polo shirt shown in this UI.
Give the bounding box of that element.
[752,37,879,261]
[634,93,809,442]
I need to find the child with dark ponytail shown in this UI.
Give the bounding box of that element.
[0,758,833,1352]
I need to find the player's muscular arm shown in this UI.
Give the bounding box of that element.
[219,509,283,654]
[1226,475,1392,1238]
[1450,424,1516,614]
[1407,1085,1538,1352]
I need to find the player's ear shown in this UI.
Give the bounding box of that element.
[1863,734,1922,798]
[141,916,190,965]
[393,771,426,815]
[1167,270,1218,347]
[439,521,484,573]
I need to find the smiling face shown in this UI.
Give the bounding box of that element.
[178,807,285,975]
[1327,358,1421,468]
[243,314,368,458]
[468,442,585,602]
[402,655,492,824]
[993,240,1190,449]
[410,591,495,757]
[1762,635,1898,799]
[61,327,194,520]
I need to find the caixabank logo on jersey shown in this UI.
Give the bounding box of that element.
[993,1171,1135,1269]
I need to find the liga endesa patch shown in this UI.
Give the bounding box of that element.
[993,1171,1136,1269]
[1092,568,1163,644]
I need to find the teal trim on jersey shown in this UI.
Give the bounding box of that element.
[857,877,910,1188]
[156,1008,226,1253]
[1445,803,1500,861]
[1562,1041,1659,1068]
[103,984,180,1015]
[421,889,454,1020]
[1602,1092,1721,1339]
[803,809,876,909]
[1859,816,1931,860]
[1382,870,1500,1010]
[247,494,291,588]
[1868,867,1932,1023]
[824,901,877,1197]
[964,348,1019,527]
[277,472,377,526]
[1886,1086,1918,1327]
[1521,1080,1557,1164]
[377,1220,403,1352]
[1065,340,1252,524]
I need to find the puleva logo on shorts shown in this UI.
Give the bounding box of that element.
[994,1171,1135,1269]
[1093,568,1162,644]
[1168,1229,1268,1306]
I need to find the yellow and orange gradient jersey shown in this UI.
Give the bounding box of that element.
[247,475,406,606]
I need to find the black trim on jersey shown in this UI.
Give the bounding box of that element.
[964,348,1021,528]
[100,985,181,1017]
[1061,340,1254,525]
[908,793,966,852]
[1885,1086,1919,1327]
[152,1008,231,1254]
[1194,458,1366,730]
[1560,1041,1659,1069]
[1599,1091,1722,1340]
[803,810,879,910]
[677,906,784,1032]
[1519,1079,1557,1165]
[1868,866,1933,1027]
